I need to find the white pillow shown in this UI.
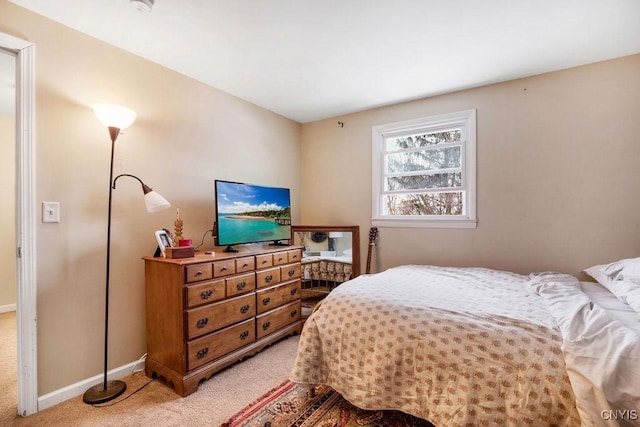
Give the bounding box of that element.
[625,284,640,314]
[584,261,640,315]
[602,257,640,280]
[583,263,611,287]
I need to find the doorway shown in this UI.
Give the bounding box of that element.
[0,32,37,417]
[0,46,18,420]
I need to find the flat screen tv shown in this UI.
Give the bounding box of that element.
[214,180,292,252]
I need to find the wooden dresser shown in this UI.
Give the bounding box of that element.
[143,245,304,396]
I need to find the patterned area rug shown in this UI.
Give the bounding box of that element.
[221,380,434,427]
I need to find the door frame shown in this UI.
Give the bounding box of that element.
[0,32,38,417]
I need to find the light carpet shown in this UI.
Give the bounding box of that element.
[2,334,301,427]
[0,311,18,423]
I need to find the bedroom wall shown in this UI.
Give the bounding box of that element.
[0,1,301,396]
[300,54,640,278]
[0,114,16,309]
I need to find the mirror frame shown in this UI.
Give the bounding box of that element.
[291,225,360,278]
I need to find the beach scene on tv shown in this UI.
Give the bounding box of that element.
[216,181,291,245]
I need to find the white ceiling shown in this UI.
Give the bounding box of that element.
[6,0,640,123]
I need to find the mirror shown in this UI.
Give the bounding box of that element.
[290,225,360,314]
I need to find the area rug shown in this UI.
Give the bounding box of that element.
[221,380,434,427]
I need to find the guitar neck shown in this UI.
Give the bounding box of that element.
[365,227,378,275]
[365,242,375,273]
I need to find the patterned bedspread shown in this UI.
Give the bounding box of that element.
[290,265,586,426]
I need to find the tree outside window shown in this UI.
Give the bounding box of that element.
[372,110,476,228]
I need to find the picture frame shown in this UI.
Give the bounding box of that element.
[155,229,174,257]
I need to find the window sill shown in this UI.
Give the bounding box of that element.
[371,217,477,229]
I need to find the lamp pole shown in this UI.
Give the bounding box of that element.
[83,104,169,404]
[83,126,127,404]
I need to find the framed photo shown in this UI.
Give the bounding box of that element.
[155,229,174,257]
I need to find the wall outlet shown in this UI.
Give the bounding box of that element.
[42,202,60,223]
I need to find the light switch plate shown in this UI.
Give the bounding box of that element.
[42,201,60,223]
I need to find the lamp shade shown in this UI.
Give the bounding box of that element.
[329,232,343,238]
[144,190,171,213]
[93,104,137,130]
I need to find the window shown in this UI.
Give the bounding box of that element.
[372,109,476,228]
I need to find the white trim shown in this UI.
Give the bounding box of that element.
[0,32,38,417]
[372,109,477,229]
[0,303,17,314]
[372,217,477,229]
[38,361,144,411]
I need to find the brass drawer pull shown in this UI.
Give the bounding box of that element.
[240,330,249,340]
[240,304,250,314]
[288,269,295,277]
[220,266,227,272]
[197,347,209,358]
[262,297,271,305]
[278,257,284,262]
[196,318,209,328]
[261,260,268,265]
[290,309,297,317]
[236,282,246,291]
[262,321,271,331]
[200,290,213,300]
[242,263,249,268]
[265,275,273,283]
[195,271,203,276]
[290,288,297,295]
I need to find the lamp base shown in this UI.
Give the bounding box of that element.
[82,379,127,404]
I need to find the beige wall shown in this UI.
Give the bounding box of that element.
[3,0,640,403]
[0,114,16,308]
[300,54,640,278]
[0,1,301,395]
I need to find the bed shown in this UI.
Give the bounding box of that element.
[290,261,640,426]
[301,249,353,285]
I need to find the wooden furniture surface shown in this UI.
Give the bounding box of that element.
[143,245,304,396]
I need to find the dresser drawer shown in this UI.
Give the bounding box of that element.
[186,279,226,308]
[256,300,301,339]
[187,319,255,371]
[235,256,255,273]
[256,266,281,289]
[213,259,236,277]
[226,272,256,297]
[186,293,255,340]
[281,263,301,281]
[255,253,273,269]
[273,251,289,266]
[256,280,301,314]
[287,249,302,263]
[185,263,213,283]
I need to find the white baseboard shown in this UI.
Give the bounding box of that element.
[0,304,16,313]
[37,360,146,411]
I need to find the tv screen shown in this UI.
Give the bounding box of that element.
[215,180,292,251]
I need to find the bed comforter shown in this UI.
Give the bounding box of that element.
[290,265,640,426]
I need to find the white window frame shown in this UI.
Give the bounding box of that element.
[372,109,477,228]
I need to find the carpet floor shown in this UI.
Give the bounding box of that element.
[3,334,302,426]
[222,380,434,427]
[0,311,18,424]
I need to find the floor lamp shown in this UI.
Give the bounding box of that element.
[83,104,171,404]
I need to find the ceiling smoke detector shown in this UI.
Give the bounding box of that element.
[130,0,154,13]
